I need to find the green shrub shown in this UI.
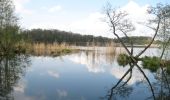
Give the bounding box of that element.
[142,56,160,72]
[166,62,170,74]
[117,54,130,66]
[167,66,170,74]
[62,49,71,53]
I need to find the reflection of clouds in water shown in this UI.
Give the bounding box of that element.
[56,89,87,100]
[133,48,161,57]
[13,79,37,100]
[111,66,152,85]
[87,64,105,73]
[70,50,155,85]
[14,92,36,100]
[70,52,105,73]
[27,67,34,72]
[57,89,68,97]
[14,79,27,93]
[48,71,60,79]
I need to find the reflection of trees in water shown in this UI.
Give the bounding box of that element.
[105,66,170,100]
[0,55,29,100]
[152,69,170,99]
[82,50,116,73]
[85,50,116,66]
[96,49,170,100]
[103,3,170,100]
[103,83,133,100]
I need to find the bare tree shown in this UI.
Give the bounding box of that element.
[105,3,170,100]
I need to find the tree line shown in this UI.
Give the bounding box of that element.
[21,29,113,46]
[113,36,161,45]
[21,29,158,46]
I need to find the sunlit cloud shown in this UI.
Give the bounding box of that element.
[13,0,34,15]
[120,1,154,36]
[28,1,154,37]
[60,1,154,37]
[28,12,111,37]
[68,12,111,37]
[13,0,161,37]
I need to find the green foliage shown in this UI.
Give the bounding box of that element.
[113,36,157,45]
[117,54,130,66]
[167,66,170,74]
[0,0,27,56]
[22,30,158,46]
[142,56,161,72]
[163,60,170,74]
[0,24,28,54]
[21,29,113,46]
[61,49,72,53]
[51,49,72,57]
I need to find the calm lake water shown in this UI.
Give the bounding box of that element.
[0,48,168,100]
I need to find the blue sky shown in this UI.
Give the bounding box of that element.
[14,0,170,37]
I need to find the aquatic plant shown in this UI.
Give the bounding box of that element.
[142,56,161,72]
[117,54,130,66]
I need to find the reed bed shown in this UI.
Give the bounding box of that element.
[105,42,116,55]
[26,42,126,56]
[30,43,78,56]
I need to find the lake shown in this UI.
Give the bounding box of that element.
[0,47,169,100]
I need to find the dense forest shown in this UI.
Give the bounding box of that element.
[21,29,113,46]
[113,36,160,45]
[21,29,157,46]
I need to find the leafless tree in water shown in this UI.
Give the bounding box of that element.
[104,3,170,100]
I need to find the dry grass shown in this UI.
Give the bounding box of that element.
[29,43,78,56]
[105,42,116,55]
[25,42,125,56]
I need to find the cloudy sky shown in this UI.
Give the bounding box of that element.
[13,0,170,38]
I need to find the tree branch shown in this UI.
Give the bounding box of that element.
[121,63,134,87]
[108,66,133,100]
[135,63,156,100]
[136,18,161,58]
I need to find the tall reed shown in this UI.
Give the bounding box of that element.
[30,43,73,56]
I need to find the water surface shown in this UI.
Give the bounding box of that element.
[0,48,167,100]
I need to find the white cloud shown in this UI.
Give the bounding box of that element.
[120,1,155,36]
[13,0,34,15]
[69,12,111,37]
[24,1,156,37]
[29,22,59,29]
[48,5,62,13]
[29,12,112,37]
[121,1,149,17]
[67,1,156,37]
